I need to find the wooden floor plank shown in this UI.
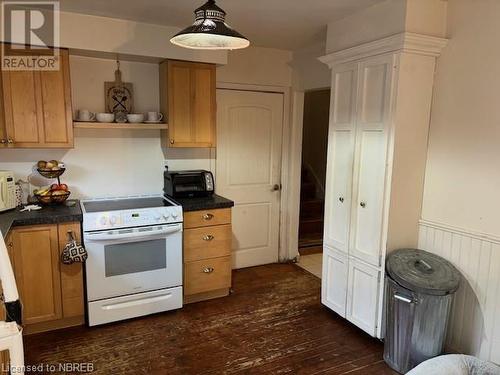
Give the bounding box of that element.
[24,263,396,374]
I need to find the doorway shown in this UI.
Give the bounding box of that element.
[296,89,331,277]
[216,88,284,269]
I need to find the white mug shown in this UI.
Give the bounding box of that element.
[78,109,95,122]
[147,112,163,122]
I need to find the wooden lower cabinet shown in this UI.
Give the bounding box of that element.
[183,208,232,304]
[6,222,84,334]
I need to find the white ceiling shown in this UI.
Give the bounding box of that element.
[59,0,385,50]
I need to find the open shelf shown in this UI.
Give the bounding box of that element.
[73,122,168,130]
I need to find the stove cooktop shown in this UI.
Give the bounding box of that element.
[82,196,176,213]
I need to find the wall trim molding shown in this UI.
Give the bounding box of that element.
[319,32,448,67]
[419,219,500,245]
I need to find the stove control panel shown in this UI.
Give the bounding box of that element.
[83,206,183,232]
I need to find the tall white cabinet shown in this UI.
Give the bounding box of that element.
[320,33,447,338]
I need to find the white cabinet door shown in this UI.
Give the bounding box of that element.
[350,55,394,266]
[346,258,381,337]
[323,63,357,253]
[321,246,348,317]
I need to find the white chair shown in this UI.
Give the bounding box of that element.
[0,231,24,374]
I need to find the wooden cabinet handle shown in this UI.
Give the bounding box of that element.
[203,213,214,221]
[203,234,214,241]
[203,267,214,273]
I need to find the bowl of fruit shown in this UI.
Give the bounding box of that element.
[34,184,71,205]
[37,160,65,179]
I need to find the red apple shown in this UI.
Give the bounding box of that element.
[50,183,60,191]
[59,184,69,191]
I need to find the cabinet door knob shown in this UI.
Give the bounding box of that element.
[203,267,214,273]
[360,202,366,208]
[203,213,214,221]
[203,234,214,241]
[7,139,14,144]
[169,139,174,145]
[339,197,344,203]
[0,139,6,144]
[272,184,280,191]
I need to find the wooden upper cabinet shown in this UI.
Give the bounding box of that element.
[0,46,73,148]
[160,60,216,148]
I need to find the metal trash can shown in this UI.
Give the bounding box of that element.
[383,248,461,374]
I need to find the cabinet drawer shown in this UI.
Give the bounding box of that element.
[184,208,231,229]
[184,256,231,295]
[184,224,231,262]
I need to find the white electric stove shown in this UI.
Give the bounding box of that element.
[81,195,183,326]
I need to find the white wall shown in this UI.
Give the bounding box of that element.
[325,0,446,53]
[421,0,500,238]
[1,10,226,64]
[217,46,293,87]
[0,46,293,199]
[291,40,331,91]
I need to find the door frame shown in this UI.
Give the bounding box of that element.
[216,82,302,263]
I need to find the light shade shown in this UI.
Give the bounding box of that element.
[170,0,250,50]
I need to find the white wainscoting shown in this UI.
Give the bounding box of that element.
[418,220,500,364]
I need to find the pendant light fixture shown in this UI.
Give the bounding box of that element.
[170,0,250,50]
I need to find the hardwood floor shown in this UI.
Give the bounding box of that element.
[24,264,396,374]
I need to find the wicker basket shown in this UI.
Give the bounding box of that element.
[37,168,66,179]
[34,191,71,205]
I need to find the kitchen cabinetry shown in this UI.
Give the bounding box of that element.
[6,222,84,334]
[159,60,216,148]
[183,208,232,303]
[320,33,447,338]
[0,46,73,148]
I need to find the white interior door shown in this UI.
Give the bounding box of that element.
[350,55,394,267]
[216,89,284,269]
[324,63,357,253]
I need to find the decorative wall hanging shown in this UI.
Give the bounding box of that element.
[104,60,133,122]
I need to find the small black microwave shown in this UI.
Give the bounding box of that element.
[163,169,214,198]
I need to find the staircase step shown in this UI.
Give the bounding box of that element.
[299,218,324,237]
[300,199,324,219]
[300,182,316,200]
[298,233,323,248]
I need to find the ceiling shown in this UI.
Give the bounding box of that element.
[59,0,385,51]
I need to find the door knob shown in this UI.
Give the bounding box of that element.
[339,197,344,203]
[360,202,366,208]
[272,184,280,191]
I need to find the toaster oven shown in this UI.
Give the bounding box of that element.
[163,170,214,198]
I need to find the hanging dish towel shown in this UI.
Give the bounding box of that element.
[61,231,88,264]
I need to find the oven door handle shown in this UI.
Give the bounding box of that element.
[85,224,181,242]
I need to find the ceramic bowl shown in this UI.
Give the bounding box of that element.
[96,113,115,123]
[126,113,145,123]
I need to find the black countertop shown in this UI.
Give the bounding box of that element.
[0,200,82,238]
[172,194,234,212]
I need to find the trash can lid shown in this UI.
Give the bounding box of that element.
[386,248,461,296]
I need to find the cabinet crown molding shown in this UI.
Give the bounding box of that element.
[319,32,448,67]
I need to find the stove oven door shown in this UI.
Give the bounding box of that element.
[84,223,182,302]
